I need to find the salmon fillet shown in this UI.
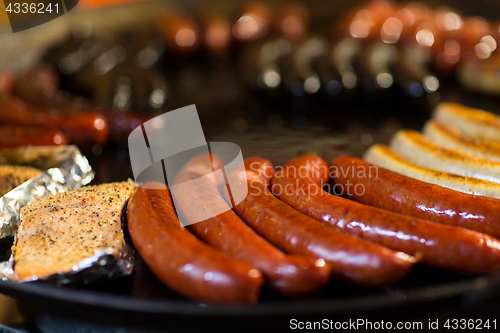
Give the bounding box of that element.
[14,181,136,281]
[0,165,41,197]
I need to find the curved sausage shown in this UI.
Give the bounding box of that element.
[271,155,500,274]
[332,155,500,240]
[171,154,330,296]
[127,182,263,303]
[228,157,415,286]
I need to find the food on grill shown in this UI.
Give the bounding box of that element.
[433,103,500,144]
[0,94,109,148]
[272,155,500,274]
[13,181,135,281]
[171,154,330,296]
[0,165,42,197]
[364,144,500,199]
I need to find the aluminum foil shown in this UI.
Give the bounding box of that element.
[0,145,134,284]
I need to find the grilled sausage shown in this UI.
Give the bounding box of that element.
[423,120,500,162]
[332,155,500,240]
[364,144,500,199]
[171,154,330,296]
[127,182,263,303]
[272,155,500,274]
[228,157,415,286]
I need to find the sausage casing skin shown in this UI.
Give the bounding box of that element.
[423,120,500,162]
[172,154,330,296]
[271,155,500,274]
[390,129,500,184]
[332,156,500,240]
[0,95,109,147]
[229,157,415,286]
[127,182,263,303]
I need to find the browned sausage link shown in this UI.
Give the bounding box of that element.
[229,157,414,286]
[232,2,272,43]
[0,95,109,147]
[127,182,263,303]
[272,155,500,274]
[0,126,67,149]
[102,110,151,142]
[172,154,330,296]
[274,2,309,42]
[332,155,500,240]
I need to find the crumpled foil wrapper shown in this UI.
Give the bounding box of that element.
[0,145,134,285]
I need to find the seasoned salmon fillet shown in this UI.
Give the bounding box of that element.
[0,165,41,197]
[13,181,136,281]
